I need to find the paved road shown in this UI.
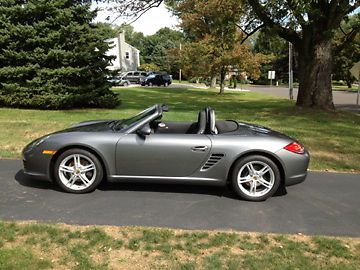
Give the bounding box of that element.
[246,85,360,113]
[1,159,359,236]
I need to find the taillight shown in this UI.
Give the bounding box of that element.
[284,142,305,154]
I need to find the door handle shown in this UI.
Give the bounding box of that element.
[191,146,208,152]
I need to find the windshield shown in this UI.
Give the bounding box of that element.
[147,74,156,79]
[114,106,157,131]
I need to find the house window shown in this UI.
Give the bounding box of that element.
[125,51,130,59]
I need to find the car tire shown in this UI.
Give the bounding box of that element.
[149,82,153,87]
[231,155,281,201]
[164,82,169,87]
[124,82,129,87]
[54,148,104,194]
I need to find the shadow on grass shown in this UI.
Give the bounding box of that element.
[14,170,287,200]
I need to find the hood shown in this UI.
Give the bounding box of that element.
[55,120,118,133]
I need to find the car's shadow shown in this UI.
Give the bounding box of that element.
[15,170,62,191]
[15,170,287,200]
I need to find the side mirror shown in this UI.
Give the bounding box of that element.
[137,124,151,137]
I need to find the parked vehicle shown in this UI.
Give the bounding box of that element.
[107,75,130,87]
[141,74,172,87]
[121,71,148,84]
[22,104,309,201]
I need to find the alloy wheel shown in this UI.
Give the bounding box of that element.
[237,161,275,198]
[58,154,97,191]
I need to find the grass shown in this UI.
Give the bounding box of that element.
[0,86,359,172]
[332,85,359,92]
[0,221,359,270]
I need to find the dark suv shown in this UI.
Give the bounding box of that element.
[141,74,172,87]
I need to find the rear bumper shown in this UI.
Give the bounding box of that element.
[276,148,310,187]
[285,172,307,186]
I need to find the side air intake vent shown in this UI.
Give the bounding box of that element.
[201,153,225,171]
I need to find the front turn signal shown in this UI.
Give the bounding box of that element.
[42,150,57,155]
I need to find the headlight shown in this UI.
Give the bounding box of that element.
[25,135,50,152]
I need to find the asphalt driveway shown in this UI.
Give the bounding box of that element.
[0,159,359,237]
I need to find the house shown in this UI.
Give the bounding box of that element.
[107,31,140,72]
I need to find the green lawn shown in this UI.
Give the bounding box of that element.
[1,221,359,270]
[332,85,359,92]
[0,86,359,172]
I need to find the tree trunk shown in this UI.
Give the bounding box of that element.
[219,67,226,94]
[296,40,335,110]
[210,76,217,88]
[345,75,352,88]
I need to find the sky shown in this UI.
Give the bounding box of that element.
[94,3,179,36]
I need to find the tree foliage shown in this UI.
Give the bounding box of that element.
[253,28,289,84]
[0,0,119,109]
[332,14,360,87]
[245,0,359,109]
[172,0,267,93]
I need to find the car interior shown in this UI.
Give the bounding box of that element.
[150,107,239,135]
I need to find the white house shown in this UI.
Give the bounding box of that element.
[107,31,140,72]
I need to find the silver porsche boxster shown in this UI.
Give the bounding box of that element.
[22,104,309,201]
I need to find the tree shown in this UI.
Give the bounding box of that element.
[139,63,161,71]
[141,27,184,72]
[332,14,360,88]
[105,0,359,110]
[245,0,359,110]
[253,28,290,84]
[0,0,119,109]
[172,0,266,93]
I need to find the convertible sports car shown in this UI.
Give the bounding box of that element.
[23,104,309,201]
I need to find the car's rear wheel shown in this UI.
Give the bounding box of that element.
[54,149,103,193]
[149,82,153,87]
[231,155,281,201]
[164,82,169,87]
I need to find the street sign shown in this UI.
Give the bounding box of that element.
[268,71,275,79]
[268,71,275,87]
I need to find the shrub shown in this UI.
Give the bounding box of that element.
[0,0,119,109]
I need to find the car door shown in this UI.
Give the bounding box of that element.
[125,72,134,82]
[133,72,140,83]
[154,75,161,85]
[115,133,211,177]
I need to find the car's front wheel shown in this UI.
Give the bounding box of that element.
[231,155,281,201]
[54,149,103,193]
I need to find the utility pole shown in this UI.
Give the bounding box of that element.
[179,43,182,83]
[289,42,294,100]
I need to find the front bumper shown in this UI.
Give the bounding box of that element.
[22,148,52,182]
